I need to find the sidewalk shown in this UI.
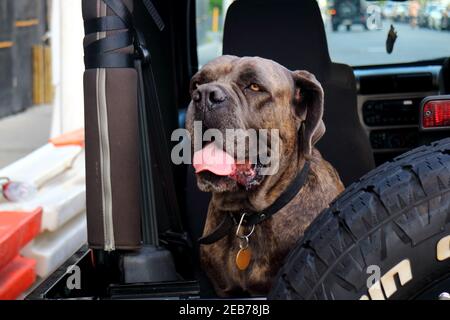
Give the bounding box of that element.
[0,105,53,169]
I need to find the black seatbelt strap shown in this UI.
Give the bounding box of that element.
[84,53,134,69]
[102,0,133,28]
[136,34,184,235]
[136,59,159,246]
[132,3,185,238]
[83,0,165,70]
[142,0,165,31]
[83,0,134,69]
[85,31,132,54]
[84,30,134,69]
[84,16,127,34]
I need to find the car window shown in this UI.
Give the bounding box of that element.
[196,0,450,67]
[196,0,227,67]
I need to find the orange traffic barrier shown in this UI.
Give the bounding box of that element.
[0,208,42,271]
[0,256,36,300]
[49,129,85,147]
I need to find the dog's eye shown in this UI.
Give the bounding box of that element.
[249,83,261,92]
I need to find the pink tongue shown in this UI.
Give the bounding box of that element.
[193,143,236,176]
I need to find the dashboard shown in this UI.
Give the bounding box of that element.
[354,66,443,165]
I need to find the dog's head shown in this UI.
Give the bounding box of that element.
[186,55,325,193]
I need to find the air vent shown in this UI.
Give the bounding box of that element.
[359,73,434,95]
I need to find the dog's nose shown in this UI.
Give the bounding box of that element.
[193,85,227,110]
[207,87,227,106]
[192,90,201,103]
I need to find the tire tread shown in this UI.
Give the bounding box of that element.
[269,138,450,300]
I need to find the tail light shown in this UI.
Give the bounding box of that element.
[420,96,450,130]
[328,9,337,15]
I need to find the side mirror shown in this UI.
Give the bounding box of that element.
[420,95,450,131]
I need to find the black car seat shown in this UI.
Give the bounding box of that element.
[222,0,375,186]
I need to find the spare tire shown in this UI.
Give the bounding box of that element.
[269,138,450,300]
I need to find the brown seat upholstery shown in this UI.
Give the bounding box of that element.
[82,0,142,250]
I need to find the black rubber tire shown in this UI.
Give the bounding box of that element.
[269,138,450,300]
[346,25,351,31]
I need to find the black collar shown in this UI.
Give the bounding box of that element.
[198,160,311,245]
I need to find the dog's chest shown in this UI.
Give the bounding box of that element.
[200,222,294,296]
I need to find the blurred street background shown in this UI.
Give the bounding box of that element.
[0,0,83,169]
[0,104,52,168]
[197,0,450,66]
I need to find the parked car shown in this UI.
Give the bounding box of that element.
[382,1,396,19]
[393,2,409,22]
[428,4,446,29]
[440,4,450,30]
[419,3,439,28]
[329,0,368,31]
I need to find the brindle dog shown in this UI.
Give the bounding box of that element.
[186,56,344,297]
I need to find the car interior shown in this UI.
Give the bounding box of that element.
[28,0,450,299]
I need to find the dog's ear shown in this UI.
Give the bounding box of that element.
[292,70,325,156]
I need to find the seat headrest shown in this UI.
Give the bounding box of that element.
[223,0,331,79]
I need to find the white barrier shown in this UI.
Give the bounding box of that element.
[0,150,85,232]
[0,143,83,189]
[0,141,87,280]
[21,212,87,278]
